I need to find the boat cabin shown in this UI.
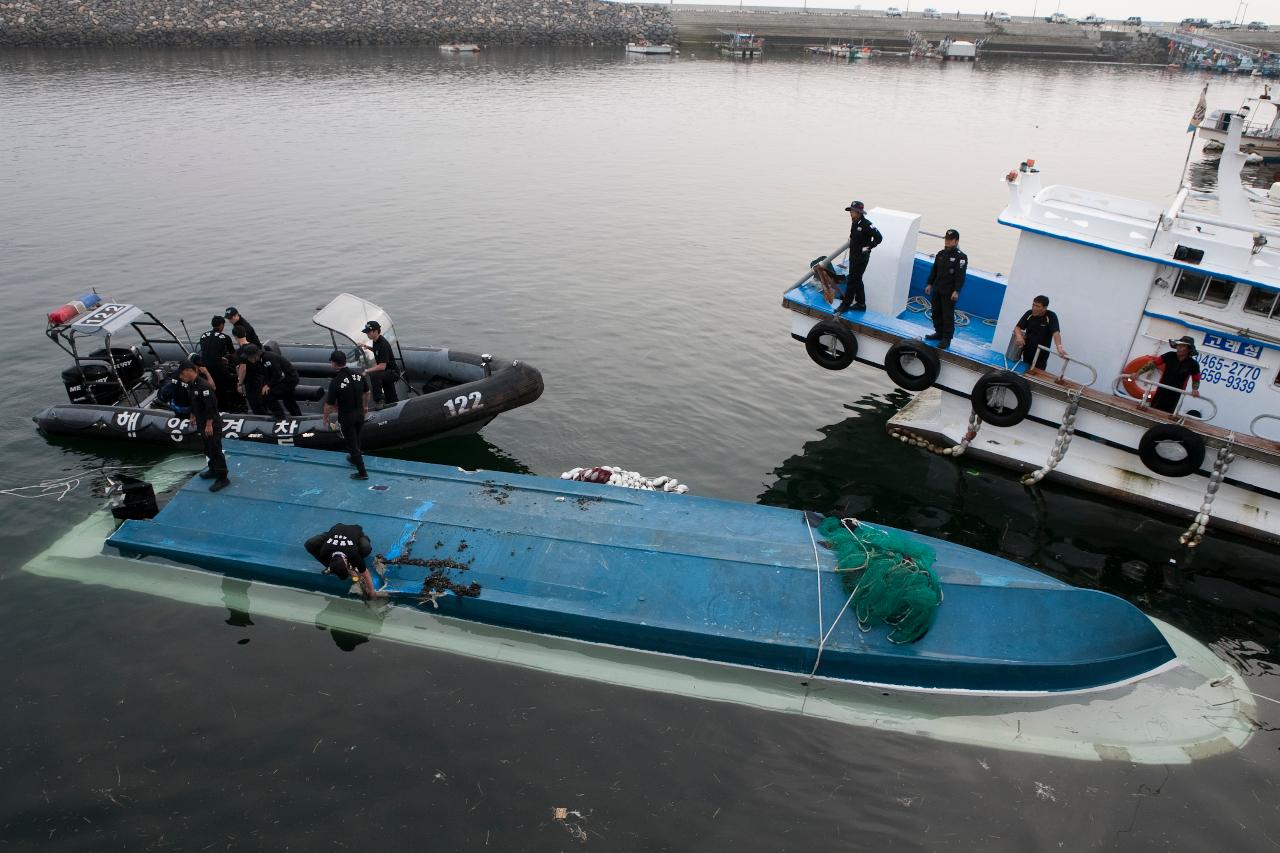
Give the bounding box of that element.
[785,109,1280,444]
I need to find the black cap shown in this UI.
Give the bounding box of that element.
[330,350,347,366]
[224,307,239,318]
[189,353,204,366]
[328,552,349,573]
[177,358,197,373]
[362,321,381,333]
[944,229,960,240]
[240,344,260,358]
[844,200,866,212]
[1170,335,1198,352]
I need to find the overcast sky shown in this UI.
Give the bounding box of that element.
[674,2,1272,24]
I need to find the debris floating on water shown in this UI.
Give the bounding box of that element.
[560,465,690,494]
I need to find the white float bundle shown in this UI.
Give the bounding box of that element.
[560,466,690,494]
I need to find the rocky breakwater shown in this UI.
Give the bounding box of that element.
[0,0,673,47]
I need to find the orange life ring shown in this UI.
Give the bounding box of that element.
[1122,355,1159,399]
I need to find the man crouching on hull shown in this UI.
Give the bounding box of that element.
[305,523,384,601]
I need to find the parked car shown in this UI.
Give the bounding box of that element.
[1046,12,1070,24]
[1211,20,1238,30]
[1247,21,1268,31]
[1081,14,1107,25]
[885,6,903,17]
[1125,16,1142,26]
[993,11,1012,22]
[923,7,942,19]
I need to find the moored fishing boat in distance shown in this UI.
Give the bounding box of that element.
[439,43,481,53]
[716,31,764,58]
[625,38,672,55]
[782,94,1280,546]
[34,293,543,451]
[1198,85,1280,160]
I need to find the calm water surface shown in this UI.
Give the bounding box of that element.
[1,47,1277,849]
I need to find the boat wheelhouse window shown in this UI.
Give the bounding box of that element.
[1244,287,1280,321]
[1172,270,1235,308]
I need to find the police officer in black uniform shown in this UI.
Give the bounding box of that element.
[304,522,381,600]
[224,307,262,348]
[834,200,883,315]
[260,348,301,417]
[236,341,268,415]
[924,229,968,350]
[358,320,400,405]
[323,350,371,480]
[177,359,230,492]
[199,316,242,412]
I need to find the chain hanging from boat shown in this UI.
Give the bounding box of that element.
[890,410,982,458]
[1021,389,1081,486]
[1180,437,1235,548]
[817,516,942,645]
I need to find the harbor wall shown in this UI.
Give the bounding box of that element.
[673,9,1127,58]
[0,0,674,46]
[673,8,1280,60]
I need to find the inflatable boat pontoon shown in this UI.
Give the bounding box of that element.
[34,294,543,451]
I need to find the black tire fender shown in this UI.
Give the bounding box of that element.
[1138,423,1206,478]
[884,341,941,392]
[971,369,1033,427]
[805,322,857,371]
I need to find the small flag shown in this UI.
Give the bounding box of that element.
[1188,84,1208,132]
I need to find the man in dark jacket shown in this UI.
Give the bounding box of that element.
[238,345,302,417]
[358,320,400,405]
[177,359,230,492]
[1132,336,1202,413]
[304,522,381,600]
[924,229,968,349]
[200,316,242,412]
[224,307,262,348]
[1014,295,1068,371]
[323,350,371,480]
[834,200,883,315]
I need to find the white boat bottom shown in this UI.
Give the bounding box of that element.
[22,458,1257,766]
[889,388,1278,544]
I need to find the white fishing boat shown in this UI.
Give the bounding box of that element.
[783,98,1280,546]
[625,39,672,55]
[944,40,978,61]
[1198,86,1280,160]
[439,43,481,53]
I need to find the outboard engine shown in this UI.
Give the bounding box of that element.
[87,346,144,389]
[61,362,122,405]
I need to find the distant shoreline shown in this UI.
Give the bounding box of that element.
[0,0,675,48]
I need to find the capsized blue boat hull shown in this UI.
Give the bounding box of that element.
[107,444,1175,693]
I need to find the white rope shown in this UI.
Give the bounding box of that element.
[807,517,867,678]
[803,512,824,650]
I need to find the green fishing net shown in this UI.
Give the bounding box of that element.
[817,516,942,644]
